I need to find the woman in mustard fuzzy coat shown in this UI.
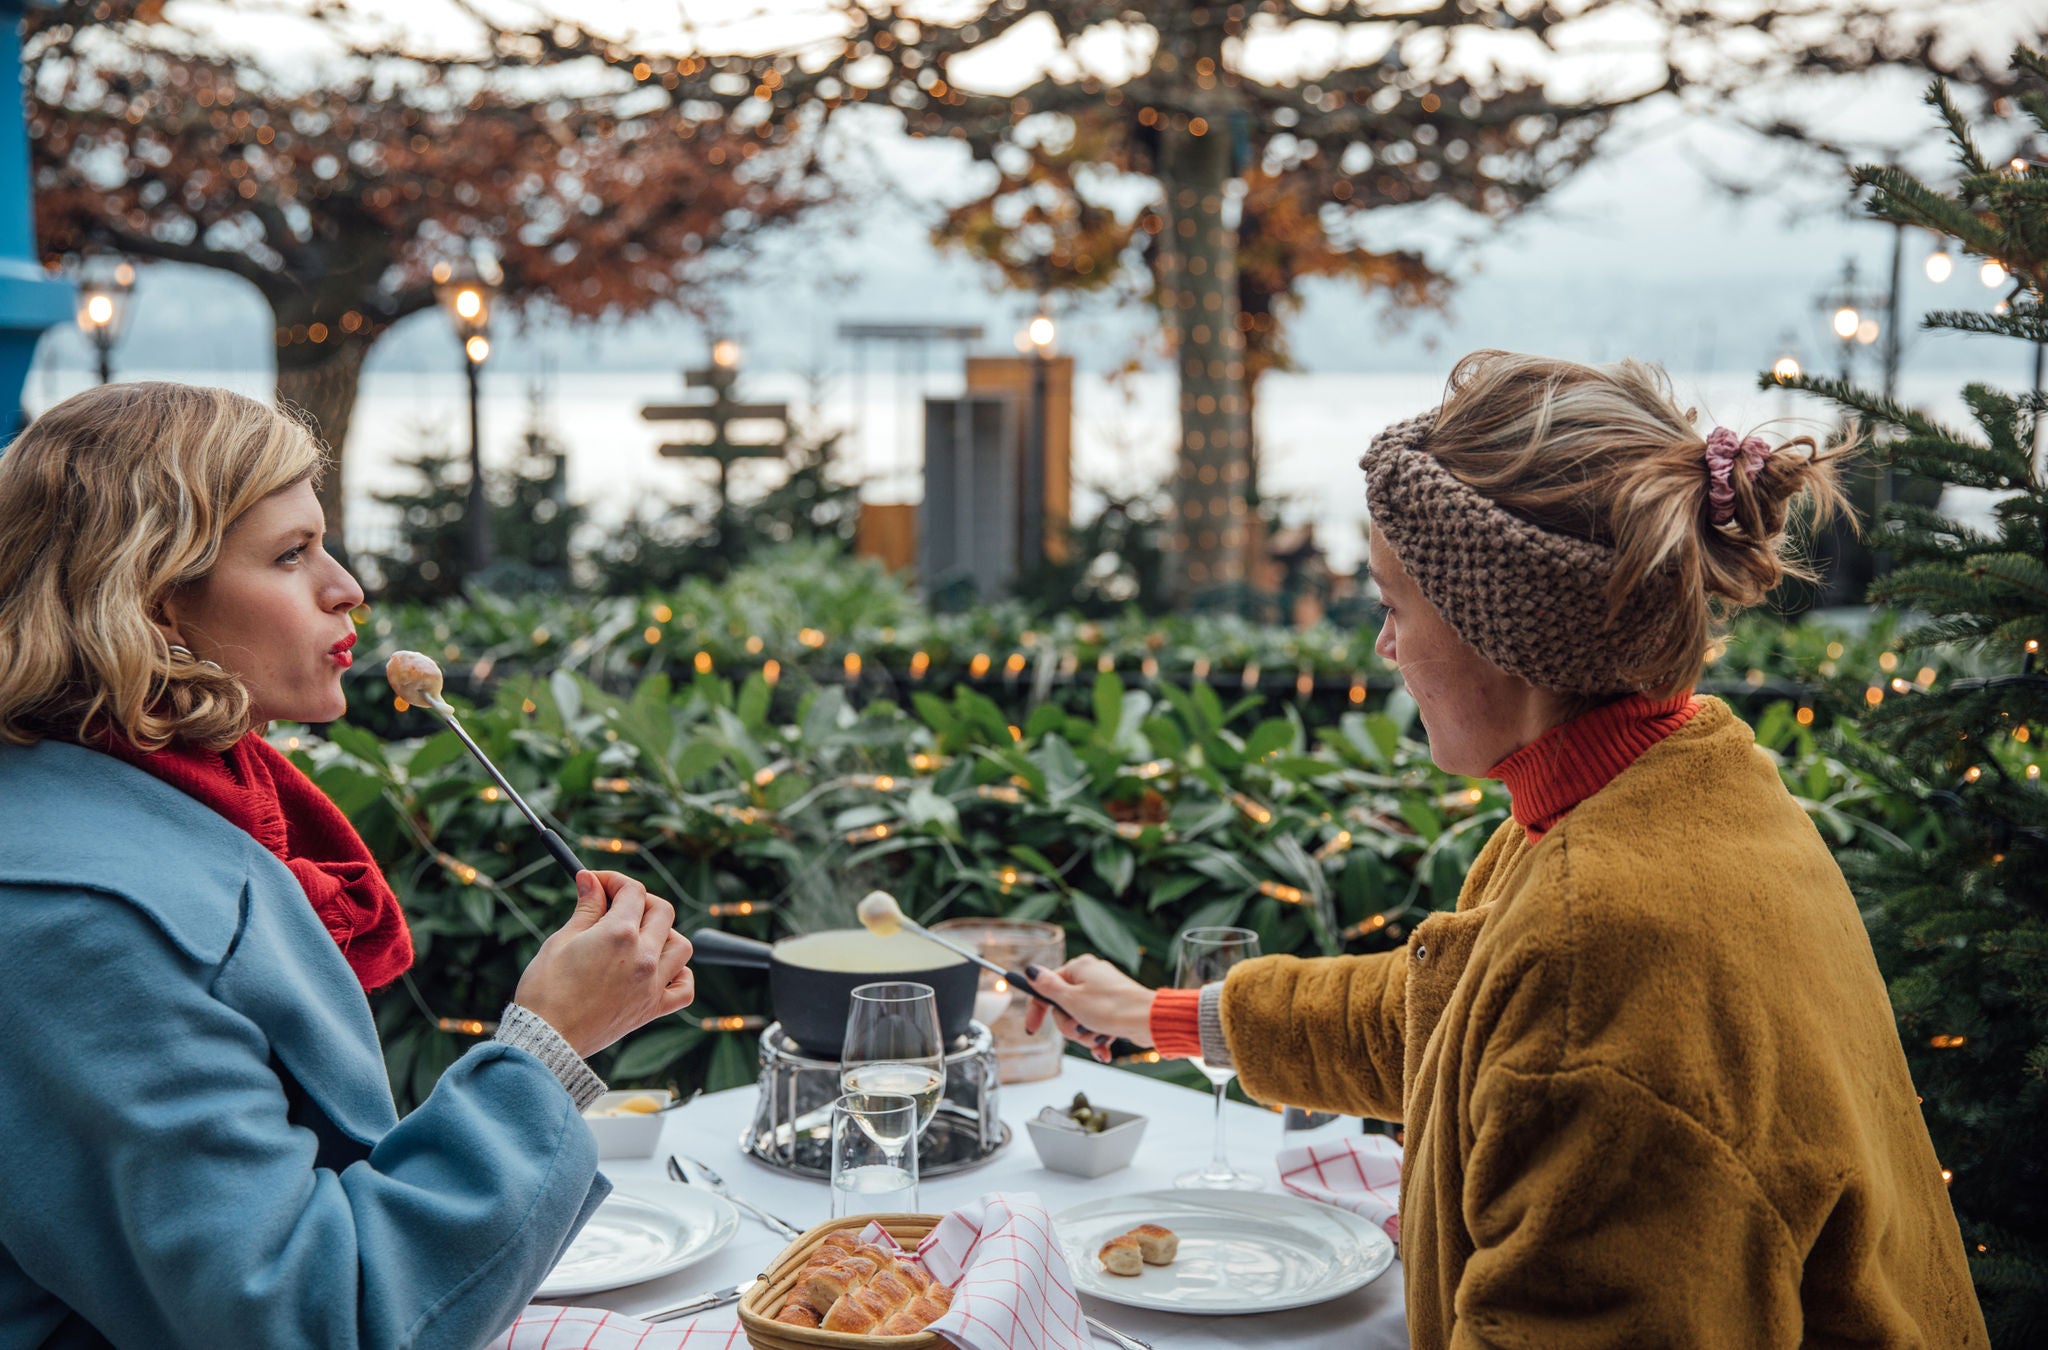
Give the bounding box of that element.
[1027,352,1989,1349]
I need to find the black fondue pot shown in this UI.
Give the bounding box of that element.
[688,927,979,1058]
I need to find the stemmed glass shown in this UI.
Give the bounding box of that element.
[840,982,946,1175]
[1175,926,1264,1190]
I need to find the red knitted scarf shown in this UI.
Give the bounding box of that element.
[101,733,414,992]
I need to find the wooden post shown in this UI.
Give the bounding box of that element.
[965,354,1073,564]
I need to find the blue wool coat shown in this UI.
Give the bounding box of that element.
[0,740,608,1350]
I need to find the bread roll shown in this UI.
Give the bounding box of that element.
[1129,1223,1179,1265]
[776,1233,955,1334]
[1098,1233,1143,1276]
[820,1285,895,1334]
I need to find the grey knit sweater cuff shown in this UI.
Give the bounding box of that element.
[1198,981,1232,1071]
[495,1003,607,1112]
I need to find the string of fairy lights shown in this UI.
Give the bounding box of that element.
[381,733,1474,1046]
[370,600,1920,741]
[351,607,2040,1118]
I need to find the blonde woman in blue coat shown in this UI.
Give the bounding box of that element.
[0,383,695,1349]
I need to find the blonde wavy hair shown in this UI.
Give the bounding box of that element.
[1426,351,1856,696]
[0,383,325,751]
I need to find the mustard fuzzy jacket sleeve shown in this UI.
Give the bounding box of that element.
[1215,946,1408,1120]
[1219,814,1527,1122]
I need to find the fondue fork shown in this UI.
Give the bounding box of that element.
[857,892,1081,1028]
[385,651,587,881]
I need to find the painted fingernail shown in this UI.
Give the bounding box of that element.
[1024,963,1044,979]
[1075,1024,1094,1036]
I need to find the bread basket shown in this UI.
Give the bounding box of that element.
[738,1213,945,1349]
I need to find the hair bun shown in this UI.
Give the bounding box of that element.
[1410,351,1859,695]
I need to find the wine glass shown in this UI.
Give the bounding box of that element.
[1175,926,1264,1190]
[841,982,947,1169]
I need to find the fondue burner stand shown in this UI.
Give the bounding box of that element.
[743,1020,1009,1178]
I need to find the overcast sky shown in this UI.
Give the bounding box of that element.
[38,0,2048,385]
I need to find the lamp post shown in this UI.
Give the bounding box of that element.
[1817,259,1886,384]
[1022,304,1055,572]
[437,272,496,578]
[75,262,134,385]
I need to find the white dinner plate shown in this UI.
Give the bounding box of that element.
[1054,1189,1395,1315]
[537,1178,740,1298]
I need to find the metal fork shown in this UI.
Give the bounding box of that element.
[667,1153,805,1240]
[1084,1314,1152,1349]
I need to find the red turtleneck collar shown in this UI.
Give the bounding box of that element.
[1488,691,1702,842]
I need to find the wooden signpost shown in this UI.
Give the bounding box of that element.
[640,343,789,513]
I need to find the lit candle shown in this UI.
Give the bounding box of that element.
[973,978,1012,1029]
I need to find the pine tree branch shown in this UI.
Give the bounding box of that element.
[1880,502,2000,555]
[1927,309,2048,344]
[1854,162,2003,253]
[1761,372,1972,444]
[1927,77,1989,177]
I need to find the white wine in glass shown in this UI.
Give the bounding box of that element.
[841,982,947,1137]
[1175,926,1264,1190]
[841,1061,944,1133]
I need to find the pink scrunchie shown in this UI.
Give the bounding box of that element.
[1704,427,1772,527]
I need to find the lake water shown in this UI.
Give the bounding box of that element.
[22,365,2007,577]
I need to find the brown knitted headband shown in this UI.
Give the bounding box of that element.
[1359,411,1684,695]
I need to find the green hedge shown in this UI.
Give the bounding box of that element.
[288,633,1924,1109]
[340,544,1938,744]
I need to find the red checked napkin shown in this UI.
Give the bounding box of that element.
[484,1192,1083,1350]
[1276,1134,1403,1244]
[488,1305,741,1348]
[857,1191,1086,1350]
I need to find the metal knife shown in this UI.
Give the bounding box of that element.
[642,1276,757,1323]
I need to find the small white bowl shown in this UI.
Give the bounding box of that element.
[581,1089,673,1159]
[1025,1105,1147,1178]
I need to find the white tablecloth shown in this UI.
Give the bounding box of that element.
[547,1056,1408,1349]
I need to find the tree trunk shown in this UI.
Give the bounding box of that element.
[1160,55,1250,604]
[275,339,369,551]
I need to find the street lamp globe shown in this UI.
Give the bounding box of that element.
[464,334,490,365]
[1771,353,1802,383]
[1980,260,2007,288]
[1924,250,1953,283]
[75,264,136,385]
[711,338,742,370]
[1831,306,1860,340]
[1856,318,1880,346]
[435,271,496,340]
[1027,314,1056,351]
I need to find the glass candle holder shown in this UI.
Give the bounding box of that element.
[931,917,1065,1083]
